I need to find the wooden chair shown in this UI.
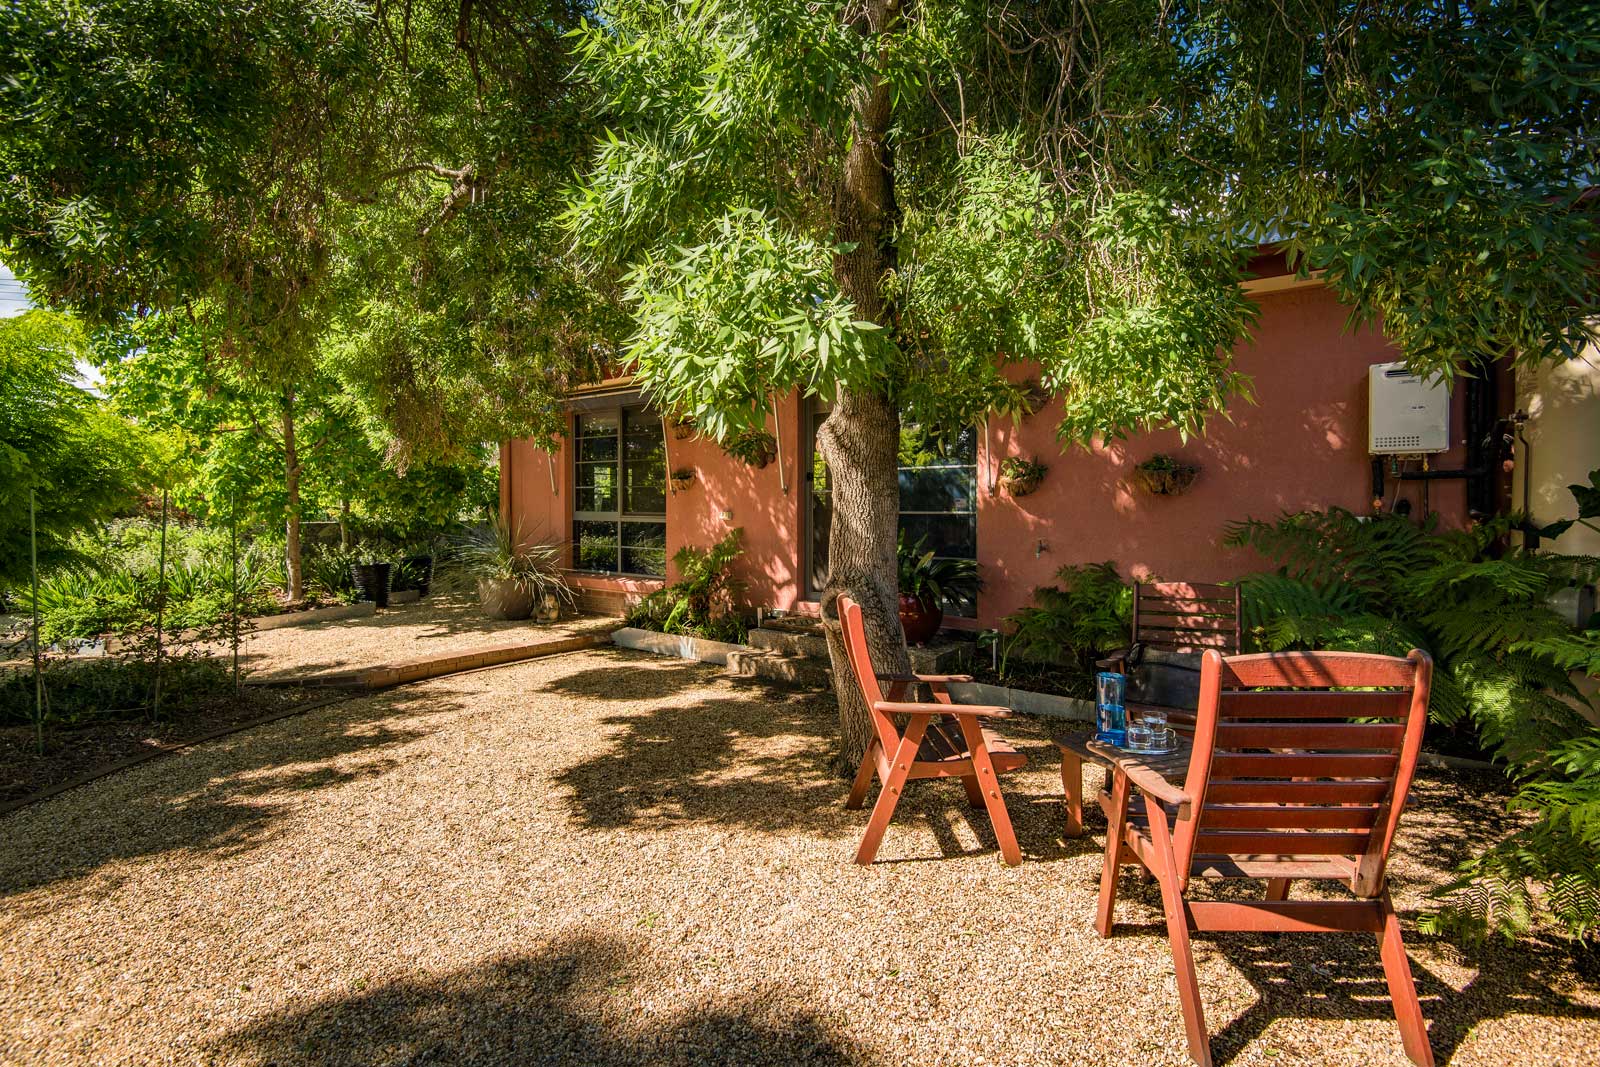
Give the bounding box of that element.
[1094,648,1435,1067]
[837,594,1028,865]
[1062,580,1242,837]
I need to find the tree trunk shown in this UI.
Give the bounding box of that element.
[282,388,304,602]
[820,0,907,776]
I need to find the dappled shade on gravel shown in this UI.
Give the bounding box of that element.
[2,648,1596,1066]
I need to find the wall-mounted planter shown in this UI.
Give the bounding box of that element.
[724,428,778,469]
[670,468,696,492]
[999,457,1047,497]
[1132,456,1200,496]
[669,418,697,441]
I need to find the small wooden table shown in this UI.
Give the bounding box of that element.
[1057,722,1191,836]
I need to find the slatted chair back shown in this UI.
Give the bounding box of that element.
[1175,649,1433,897]
[836,595,905,756]
[1132,581,1242,655]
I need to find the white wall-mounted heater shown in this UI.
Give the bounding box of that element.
[1368,362,1450,454]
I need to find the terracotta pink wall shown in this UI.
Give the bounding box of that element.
[502,390,808,613]
[974,284,1468,627]
[503,283,1471,624]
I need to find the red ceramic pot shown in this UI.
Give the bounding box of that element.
[897,592,943,646]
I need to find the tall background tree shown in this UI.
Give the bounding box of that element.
[1,0,617,591]
[567,0,1600,770]
[0,310,149,584]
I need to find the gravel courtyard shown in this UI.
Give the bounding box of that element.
[2,648,1596,1066]
[214,594,617,681]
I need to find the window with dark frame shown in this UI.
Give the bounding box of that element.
[573,406,667,577]
[805,402,979,615]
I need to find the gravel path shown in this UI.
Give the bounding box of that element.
[215,595,617,680]
[2,649,1595,1066]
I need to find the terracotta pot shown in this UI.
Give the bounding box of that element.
[477,578,534,621]
[898,592,943,646]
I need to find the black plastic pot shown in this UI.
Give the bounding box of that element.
[350,562,392,608]
[403,554,433,597]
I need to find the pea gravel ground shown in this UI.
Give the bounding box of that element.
[211,595,617,681]
[2,648,1596,1067]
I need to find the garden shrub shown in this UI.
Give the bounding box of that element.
[625,529,749,644]
[991,562,1133,698]
[1227,507,1600,942]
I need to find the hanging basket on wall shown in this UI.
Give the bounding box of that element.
[669,468,696,492]
[998,456,1047,497]
[1132,455,1200,496]
[723,428,778,469]
[669,417,697,441]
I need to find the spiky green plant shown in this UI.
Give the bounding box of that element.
[1226,508,1600,942]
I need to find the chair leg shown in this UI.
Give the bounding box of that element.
[855,718,928,865]
[1265,878,1292,901]
[961,773,985,809]
[956,717,1021,865]
[1377,890,1434,1067]
[1094,770,1132,938]
[1146,793,1212,1067]
[845,739,879,810]
[1061,752,1085,837]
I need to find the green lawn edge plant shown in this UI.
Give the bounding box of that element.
[1226,507,1600,944]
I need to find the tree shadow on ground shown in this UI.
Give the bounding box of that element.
[1095,873,1598,1067]
[0,684,470,906]
[213,931,874,1067]
[1202,926,1599,1065]
[547,656,1086,861]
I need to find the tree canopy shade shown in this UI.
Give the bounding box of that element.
[0,0,618,464]
[568,0,1600,767]
[0,311,149,585]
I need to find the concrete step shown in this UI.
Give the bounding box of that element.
[747,623,972,675]
[725,648,833,690]
[747,626,830,660]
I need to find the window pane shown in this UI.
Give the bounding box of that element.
[621,520,667,577]
[621,408,666,514]
[574,519,619,572]
[575,462,618,513]
[898,513,976,560]
[898,466,976,513]
[576,412,619,462]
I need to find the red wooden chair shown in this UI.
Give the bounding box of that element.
[1094,648,1435,1067]
[1063,580,1242,837]
[837,594,1028,865]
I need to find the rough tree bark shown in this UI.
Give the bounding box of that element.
[282,387,304,602]
[818,0,910,776]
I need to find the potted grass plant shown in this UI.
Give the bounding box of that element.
[453,518,575,621]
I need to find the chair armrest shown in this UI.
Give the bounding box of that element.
[1094,650,1131,672]
[1116,762,1191,817]
[876,672,974,684]
[873,700,1012,720]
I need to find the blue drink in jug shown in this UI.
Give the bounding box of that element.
[1095,671,1127,746]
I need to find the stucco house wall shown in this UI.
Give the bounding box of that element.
[503,279,1476,626]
